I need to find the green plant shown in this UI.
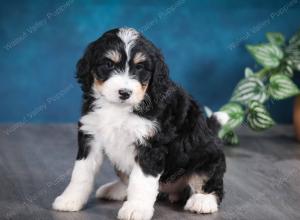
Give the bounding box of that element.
[219,30,300,145]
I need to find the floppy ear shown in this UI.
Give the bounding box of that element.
[148,52,171,106]
[76,43,95,93]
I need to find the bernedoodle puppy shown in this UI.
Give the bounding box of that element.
[53,27,228,220]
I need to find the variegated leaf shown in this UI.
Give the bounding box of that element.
[281,63,294,77]
[220,103,244,129]
[247,101,275,131]
[286,30,300,71]
[219,127,239,145]
[230,77,267,104]
[289,30,300,45]
[246,44,283,68]
[268,74,300,100]
[266,32,285,46]
[244,67,254,78]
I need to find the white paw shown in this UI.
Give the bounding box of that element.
[96,180,127,201]
[184,193,218,214]
[52,193,86,212]
[118,201,154,220]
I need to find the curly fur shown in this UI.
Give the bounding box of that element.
[53,27,226,219]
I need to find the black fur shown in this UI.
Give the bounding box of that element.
[76,122,92,160]
[75,28,226,203]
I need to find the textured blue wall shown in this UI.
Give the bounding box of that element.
[1,0,300,123]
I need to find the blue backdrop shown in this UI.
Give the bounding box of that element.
[1,0,300,123]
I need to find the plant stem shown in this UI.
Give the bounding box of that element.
[255,68,270,79]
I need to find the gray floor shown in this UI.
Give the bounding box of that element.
[0,124,300,220]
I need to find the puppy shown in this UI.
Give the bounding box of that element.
[53,27,228,220]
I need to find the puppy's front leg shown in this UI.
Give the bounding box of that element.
[53,131,102,211]
[118,164,160,220]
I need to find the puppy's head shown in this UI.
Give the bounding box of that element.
[76,27,169,108]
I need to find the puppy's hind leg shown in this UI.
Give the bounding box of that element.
[184,150,225,214]
[184,174,219,214]
[96,169,128,201]
[96,180,127,201]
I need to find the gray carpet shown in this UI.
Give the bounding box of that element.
[0,124,300,220]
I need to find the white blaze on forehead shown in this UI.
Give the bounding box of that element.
[104,50,121,63]
[117,28,139,61]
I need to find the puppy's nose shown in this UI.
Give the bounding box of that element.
[118,89,132,100]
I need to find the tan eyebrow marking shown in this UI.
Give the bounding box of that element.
[133,52,146,64]
[104,50,121,63]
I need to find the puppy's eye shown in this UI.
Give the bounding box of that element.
[101,59,114,69]
[106,60,114,68]
[136,63,145,70]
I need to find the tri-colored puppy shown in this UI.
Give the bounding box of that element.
[53,27,228,220]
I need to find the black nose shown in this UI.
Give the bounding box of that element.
[118,89,132,100]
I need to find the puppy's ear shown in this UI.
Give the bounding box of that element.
[76,43,95,93]
[148,52,170,105]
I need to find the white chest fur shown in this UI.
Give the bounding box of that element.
[79,101,158,174]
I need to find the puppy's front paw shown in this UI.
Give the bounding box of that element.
[52,193,86,212]
[184,193,218,214]
[118,201,154,220]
